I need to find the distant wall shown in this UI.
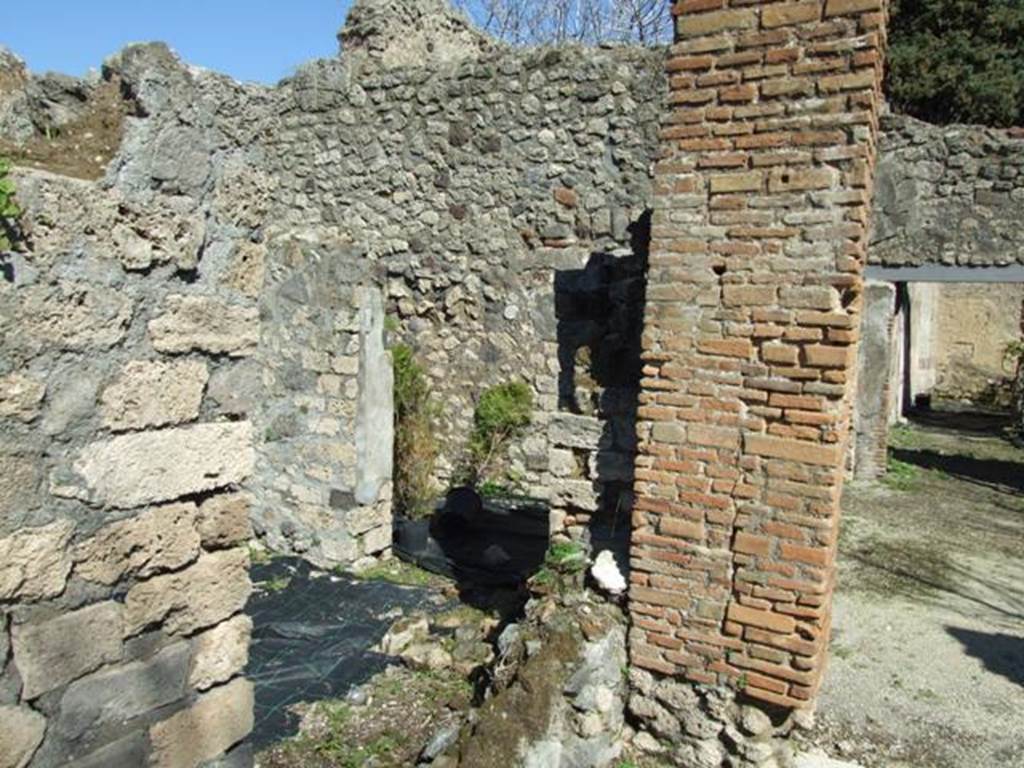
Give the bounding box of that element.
[931,283,1024,404]
[872,114,1024,267]
[257,45,665,544]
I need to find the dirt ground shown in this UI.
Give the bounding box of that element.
[809,410,1024,768]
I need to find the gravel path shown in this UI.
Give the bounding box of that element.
[810,417,1024,768]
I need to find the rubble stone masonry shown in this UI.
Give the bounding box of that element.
[630,0,888,709]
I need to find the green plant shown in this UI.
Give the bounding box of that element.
[887,0,1024,126]
[0,157,21,252]
[545,540,587,574]
[261,576,291,593]
[883,457,920,491]
[460,380,533,486]
[393,344,440,519]
[352,558,445,588]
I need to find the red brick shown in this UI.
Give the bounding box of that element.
[824,0,883,17]
[726,603,796,634]
[762,1,822,27]
[677,8,757,36]
[744,434,842,467]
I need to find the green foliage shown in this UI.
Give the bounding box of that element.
[883,456,920,491]
[352,558,446,588]
[545,540,587,574]
[0,157,21,251]
[461,380,534,486]
[392,344,440,520]
[887,0,1024,126]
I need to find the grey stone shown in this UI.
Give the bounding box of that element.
[189,614,252,691]
[421,724,460,762]
[123,548,252,637]
[741,704,775,738]
[59,422,255,509]
[99,359,208,432]
[206,360,263,416]
[201,742,254,768]
[354,287,394,505]
[57,642,190,738]
[148,296,259,357]
[0,520,74,602]
[339,0,494,70]
[11,601,124,700]
[0,374,45,423]
[149,678,255,768]
[549,413,604,450]
[40,364,103,437]
[73,503,201,585]
[70,733,149,768]
[0,705,45,768]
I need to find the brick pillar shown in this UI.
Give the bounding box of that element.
[630,0,888,709]
[853,280,896,479]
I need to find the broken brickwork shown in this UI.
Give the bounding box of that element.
[630,0,888,709]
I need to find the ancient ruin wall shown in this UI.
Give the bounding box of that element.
[872,115,1024,267]
[254,40,665,548]
[630,0,888,718]
[0,47,262,768]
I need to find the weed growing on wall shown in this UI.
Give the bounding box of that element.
[0,158,21,251]
[459,381,533,488]
[392,344,440,520]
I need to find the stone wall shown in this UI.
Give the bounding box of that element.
[931,282,1024,404]
[630,0,888,737]
[252,231,394,568]
[872,114,1024,267]
[0,47,265,768]
[0,178,256,767]
[254,27,665,549]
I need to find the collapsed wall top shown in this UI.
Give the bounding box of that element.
[337,0,495,70]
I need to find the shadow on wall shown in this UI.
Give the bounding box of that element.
[947,627,1024,688]
[553,211,650,559]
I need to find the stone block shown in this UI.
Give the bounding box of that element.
[201,742,254,768]
[0,520,74,602]
[0,705,45,768]
[354,287,394,506]
[71,733,148,768]
[189,614,252,691]
[360,522,392,556]
[149,678,254,768]
[61,422,255,509]
[73,503,202,586]
[0,452,43,525]
[206,359,263,416]
[223,242,267,298]
[11,282,134,352]
[197,494,253,549]
[549,413,604,450]
[123,549,251,637]
[0,374,45,423]
[549,448,576,478]
[148,295,259,357]
[551,479,599,513]
[100,359,209,431]
[11,601,124,700]
[57,642,190,738]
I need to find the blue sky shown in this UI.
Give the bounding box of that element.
[3,1,354,84]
